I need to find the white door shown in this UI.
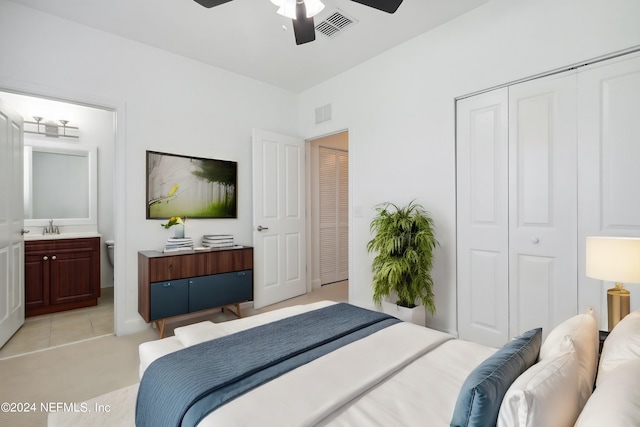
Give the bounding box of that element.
[456,88,510,347]
[0,98,25,348]
[508,73,578,339]
[578,54,640,319]
[252,129,306,309]
[319,147,348,285]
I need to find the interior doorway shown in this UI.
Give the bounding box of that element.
[0,90,116,358]
[308,131,349,291]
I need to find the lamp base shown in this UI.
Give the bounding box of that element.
[607,283,630,331]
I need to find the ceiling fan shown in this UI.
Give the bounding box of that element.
[193,0,404,45]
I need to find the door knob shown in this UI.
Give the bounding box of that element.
[21,229,30,235]
[257,225,269,231]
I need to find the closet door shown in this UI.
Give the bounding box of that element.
[319,147,349,284]
[578,54,640,321]
[508,73,578,339]
[456,88,509,347]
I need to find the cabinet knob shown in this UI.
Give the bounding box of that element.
[531,237,540,244]
[163,282,172,287]
[52,255,57,260]
[43,256,48,261]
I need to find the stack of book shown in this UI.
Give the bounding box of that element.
[202,234,234,249]
[163,237,194,253]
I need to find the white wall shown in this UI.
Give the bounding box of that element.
[299,0,640,335]
[0,0,300,334]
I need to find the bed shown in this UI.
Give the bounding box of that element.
[137,300,640,427]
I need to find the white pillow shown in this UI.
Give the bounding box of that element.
[497,337,579,427]
[174,320,226,347]
[538,312,598,410]
[597,309,640,386]
[576,359,640,426]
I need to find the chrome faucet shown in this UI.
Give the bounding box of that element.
[43,219,60,235]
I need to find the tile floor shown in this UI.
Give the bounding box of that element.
[0,287,114,360]
[0,281,349,359]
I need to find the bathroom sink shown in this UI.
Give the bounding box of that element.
[24,231,102,241]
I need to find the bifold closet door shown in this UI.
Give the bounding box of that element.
[456,88,510,348]
[508,73,578,339]
[578,54,640,315]
[457,73,578,347]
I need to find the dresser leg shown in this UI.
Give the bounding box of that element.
[154,319,166,338]
[223,304,242,319]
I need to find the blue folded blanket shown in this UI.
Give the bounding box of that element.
[135,303,400,427]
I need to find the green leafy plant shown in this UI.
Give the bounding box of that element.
[367,200,438,314]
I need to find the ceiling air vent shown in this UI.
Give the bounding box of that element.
[315,10,358,39]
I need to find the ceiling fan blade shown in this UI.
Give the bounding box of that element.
[350,0,403,13]
[193,0,234,8]
[292,1,316,45]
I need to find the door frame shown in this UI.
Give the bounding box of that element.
[0,80,127,335]
[305,129,350,293]
[306,131,349,291]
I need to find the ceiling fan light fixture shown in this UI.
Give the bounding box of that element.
[271,0,325,19]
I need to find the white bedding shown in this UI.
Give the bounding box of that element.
[139,301,497,426]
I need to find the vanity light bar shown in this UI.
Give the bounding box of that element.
[24,117,79,139]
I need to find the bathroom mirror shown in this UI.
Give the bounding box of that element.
[24,141,97,226]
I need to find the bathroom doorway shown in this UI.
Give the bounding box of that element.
[0,90,116,358]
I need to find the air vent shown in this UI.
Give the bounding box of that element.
[315,103,332,125]
[315,10,358,39]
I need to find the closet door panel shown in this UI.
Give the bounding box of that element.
[578,54,640,323]
[509,73,578,339]
[457,88,509,347]
[599,67,640,229]
[318,147,349,285]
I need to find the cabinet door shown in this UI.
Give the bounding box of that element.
[50,249,99,305]
[188,271,253,312]
[25,253,49,309]
[150,279,189,321]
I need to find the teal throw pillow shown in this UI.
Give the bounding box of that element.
[450,327,542,427]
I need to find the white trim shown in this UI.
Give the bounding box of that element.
[456,45,640,101]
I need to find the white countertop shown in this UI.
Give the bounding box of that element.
[24,231,102,241]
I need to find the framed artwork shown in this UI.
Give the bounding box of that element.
[146,150,237,219]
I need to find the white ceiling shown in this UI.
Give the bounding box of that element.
[7,0,489,92]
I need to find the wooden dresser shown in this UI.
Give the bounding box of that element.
[138,246,253,337]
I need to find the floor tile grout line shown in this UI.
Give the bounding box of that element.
[0,333,115,361]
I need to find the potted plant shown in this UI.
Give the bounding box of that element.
[367,200,437,324]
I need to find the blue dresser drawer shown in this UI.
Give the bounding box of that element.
[150,279,189,321]
[189,270,253,312]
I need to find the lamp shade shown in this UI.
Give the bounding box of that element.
[586,236,640,283]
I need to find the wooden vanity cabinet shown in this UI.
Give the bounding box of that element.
[25,237,101,317]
